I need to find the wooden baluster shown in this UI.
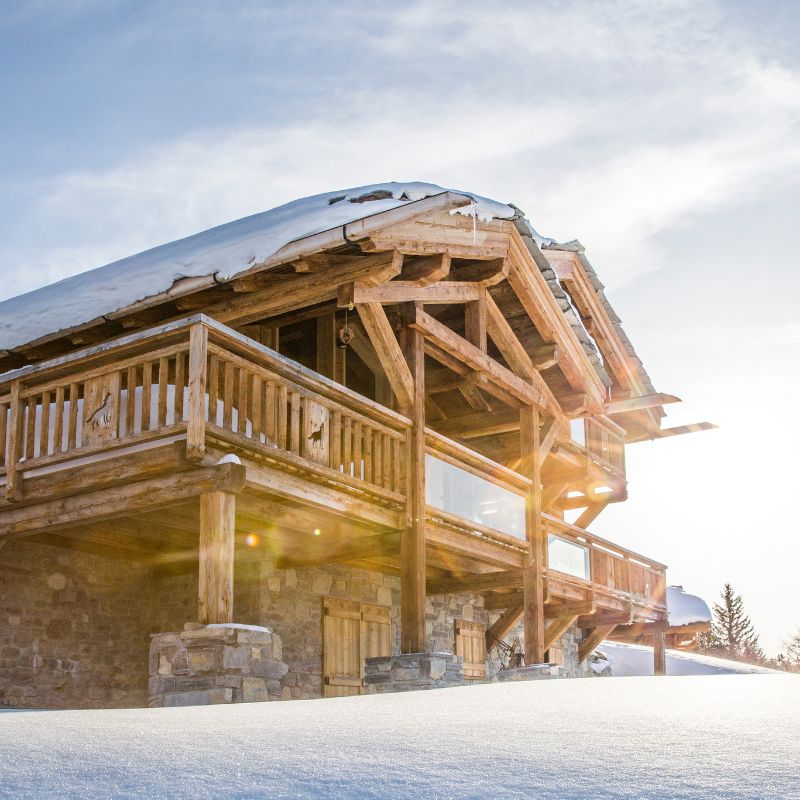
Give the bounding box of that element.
[5,381,23,501]
[39,390,51,458]
[238,367,249,436]
[265,380,276,444]
[25,397,36,460]
[125,367,136,436]
[141,361,152,431]
[157,356,169,429]
[208,356,219,426]
[373,430,382,487]
[52,387,64,452]
[330,409,342,471]
[0,401,7,467]
[223,362,234,430]
[290,392,301,454]
[174,351,185,424]
[382,434,391,488]
[251,375,262,442]
[353,421,362,480]
[392,437,401,493]
[342,417,352,475]
[363,424,372,483]
[67,383,79,450]
[277,385,288,449]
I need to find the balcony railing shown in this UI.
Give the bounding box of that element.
[0,314,665,612]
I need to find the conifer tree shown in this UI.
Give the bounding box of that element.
[698,583,764,663]
[782,631,800,672]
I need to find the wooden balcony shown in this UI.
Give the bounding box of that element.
[0,315,666,628]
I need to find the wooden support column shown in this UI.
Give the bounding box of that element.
[578,624,617,664]
[400,302,426,653]
[316,313,337,380]
[520,406,546,664]
[198,491,236,625]
[653,629,667,676]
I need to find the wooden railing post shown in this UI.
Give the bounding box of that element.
[5,380,23,501]
[186,323,209,461]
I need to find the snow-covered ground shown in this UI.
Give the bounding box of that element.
[1,675,797,799]
[599,642,778,677]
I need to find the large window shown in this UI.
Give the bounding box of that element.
[425,454,526,539]
[547,533,591,580]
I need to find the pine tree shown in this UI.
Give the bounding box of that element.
[698,583,765,664]
[782,631,800,673]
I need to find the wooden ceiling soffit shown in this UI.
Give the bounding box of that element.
[276,530,401,569]
[506,231,606,412]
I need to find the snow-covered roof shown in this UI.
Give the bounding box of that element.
[0,182,518,353]
[667,585,712,628]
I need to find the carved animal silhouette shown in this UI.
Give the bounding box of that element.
[307,422,325,446]
[86,392,113,429]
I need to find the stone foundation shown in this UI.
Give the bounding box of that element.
[495,663,565,682]
[149,623,288,707]
[364,652,463,693]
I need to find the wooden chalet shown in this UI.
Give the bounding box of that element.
[0,183,714,707]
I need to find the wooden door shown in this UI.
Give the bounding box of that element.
[323,597,392,697]
[455,620,487,679]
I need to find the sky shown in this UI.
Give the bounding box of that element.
[1,0,799,656]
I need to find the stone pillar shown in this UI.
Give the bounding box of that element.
[364,652,463,693]
[149,623,287,707]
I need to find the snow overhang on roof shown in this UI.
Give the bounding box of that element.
[666,585,712,628]
[0,181,594,377]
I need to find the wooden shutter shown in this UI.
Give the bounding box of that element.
[323,597,392,697]
[548,639,565,666]
[455,620,487,679]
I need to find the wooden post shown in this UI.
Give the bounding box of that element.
[186,323,208,461]
[400,302,426,653]
[520,406,545,664]
[5,380,24,502]
[198,491,236,624]
[653,629,666,676]
[316,314,337,380]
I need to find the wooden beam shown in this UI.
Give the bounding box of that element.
[578,624,617,664]
[485,602,524,649]
[531,344,560,371]
[626,422,718,444]
[355,303,414,410]
[400,302,426,653]
[653,629,667,676]
[464,290,487,352]
[544,599,595,619]
[605,393,680,415]
[577,609,633,628]
[316,313,337,380]
[198,491,235,625]
[0,463,246,539]
[521,406,546,664]
[544,614,579,652]
[339,281,479,306]
[400,252,451,285]
[276,531,401,569]
[484,591,523,610]
[410,308,548,409]
[426,568,523,596]
[573,501,610,530]
[433,407,519,440]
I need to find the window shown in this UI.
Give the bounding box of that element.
[548,533,591,580]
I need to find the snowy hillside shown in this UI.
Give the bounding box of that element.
[598,641,778,677]
[0,675,797,799]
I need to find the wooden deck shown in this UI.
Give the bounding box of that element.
[0,315,666,630]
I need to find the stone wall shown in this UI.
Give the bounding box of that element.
[0,539,154,709]
[364,653,463,693]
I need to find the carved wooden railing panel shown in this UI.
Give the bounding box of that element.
[204,341,407,497]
